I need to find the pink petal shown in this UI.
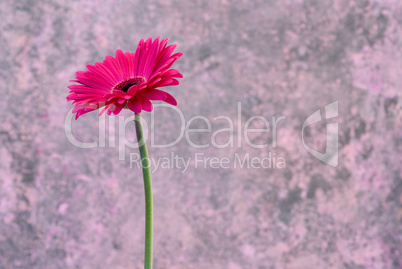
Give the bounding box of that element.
[139,96,153,112]
[143,37,160,79]
[161,69,183,78]
[152,44,177,74]
[109,103,117,112]
[158,38,169,55]
[95,62,119,84]
[103,55,123,82]
[170,79,179,86]
[116,49,129,78]
[127,85,138,95]
[74,73,111,92]
[162,91,177,106]
[113,102,126,115]
[133,39,144,76]
[125,52,134,77]
[86,65,114,87]
[99,106,108,116]
[127,98,142,113]
[165,53,183,69]
[153,78,173,88]
[137,38,152,77]
[140,89,166,100]
[147,78,161,88]
[137,83,147,92]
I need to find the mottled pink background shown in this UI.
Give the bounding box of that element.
[0,0,401,268]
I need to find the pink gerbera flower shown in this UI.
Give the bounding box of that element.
[67,37,183,119]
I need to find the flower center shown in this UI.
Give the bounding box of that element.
[112,77,146,93]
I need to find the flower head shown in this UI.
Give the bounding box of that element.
[67,37,183,119]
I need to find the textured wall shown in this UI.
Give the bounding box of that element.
[0,0,401,268]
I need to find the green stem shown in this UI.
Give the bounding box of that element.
[134,113,153,269]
